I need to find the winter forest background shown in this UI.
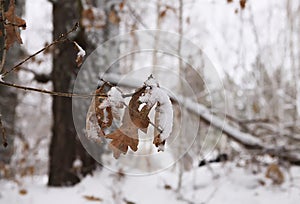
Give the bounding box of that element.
[1,0,300,203]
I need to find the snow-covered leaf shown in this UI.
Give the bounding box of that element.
[74,42,86,67]
[139,76,173,151]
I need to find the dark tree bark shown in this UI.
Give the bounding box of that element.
[48,0,96,186]
[0,0,24,178]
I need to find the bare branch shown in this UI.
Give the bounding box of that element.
[1,22,79,77]
[0,80,107,98]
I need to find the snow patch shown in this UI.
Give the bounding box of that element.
[72,158,83,169]
[74,42,86,58]
[99,87,124,109]
[0,74,4,82]
[139,77,173,143]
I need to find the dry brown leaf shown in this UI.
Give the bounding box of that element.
[164,184,172,190]
[108,9,120,24]
[81,7,106,30]
[106,108,139,159]
[129,87,153,132]
[83,195,103,202]
[265,164,284,185]
[93,85,113,129]
[76,55,84,67]
[86,84,112,142]
[4,0,26,50]
[153,134,165,152]
[119,1,125,11]
[239,0,247,9]
[19,189,27,195]
[159,9,167,18]
[74,42,86,67]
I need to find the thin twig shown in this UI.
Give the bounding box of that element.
[0,0,7,73]
[0,80,107,98]
[0,80,139,99]
[0,113,7,147]
[1,22,79,77]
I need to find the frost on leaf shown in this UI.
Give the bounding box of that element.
[4,0,26,50]
[100,87,124,120]
[100,87,124,109]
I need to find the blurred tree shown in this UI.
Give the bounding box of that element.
[48,0,121,186]
[48,0,96,186]
[0,0,24,178]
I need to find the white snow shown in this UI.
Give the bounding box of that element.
[74,42,86,58]
[99,87,124,109]
[1,163,299,204]
[181,97,263,147]
[139,77,173,143]
[0,74,4,82]
[103,73,262,148]
[72,158,82,169]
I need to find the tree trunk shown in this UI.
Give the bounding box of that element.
[48,0,96,186]
[0,0,24,178]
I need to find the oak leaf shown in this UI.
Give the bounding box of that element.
[86,84,112,143]
[19,189,27,195]
[4,0,26,50]
[106,108,139,159]
[265,164,284,185]
[129,87,153,132]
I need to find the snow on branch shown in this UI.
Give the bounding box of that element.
[102,73,300,164]
[102,72,262,148]
[176,96,263,149]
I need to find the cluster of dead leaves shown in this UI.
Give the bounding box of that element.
[86,81,169,159]
[0,0,26,50]
[81,7,106,31]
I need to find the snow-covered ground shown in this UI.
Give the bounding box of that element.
[1,163,299,204]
